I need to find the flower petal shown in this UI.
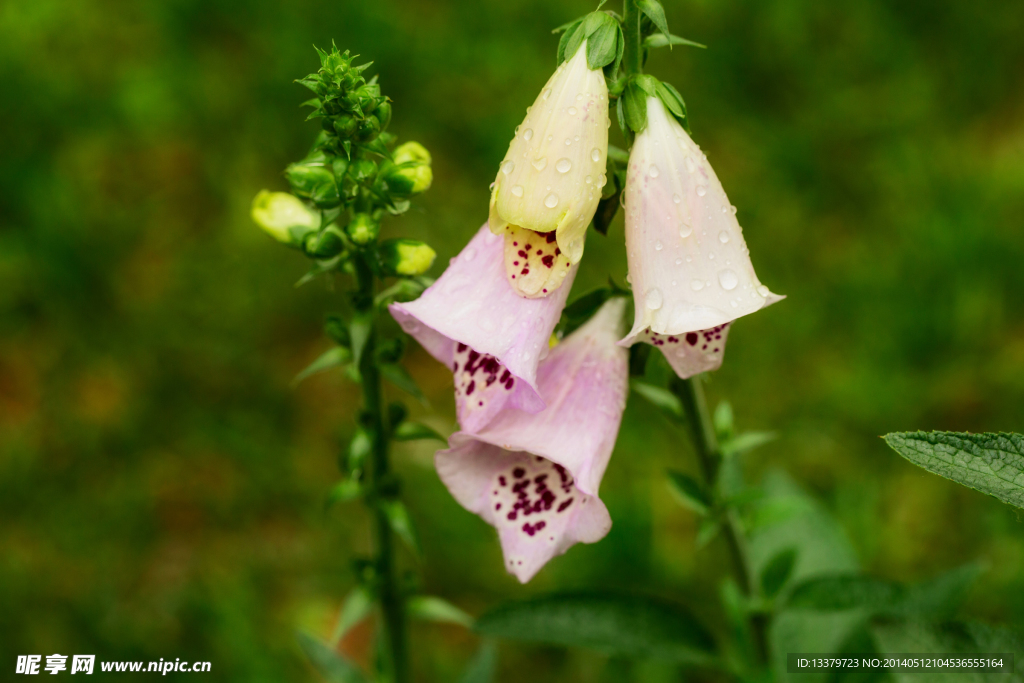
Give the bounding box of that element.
[500,225,573,298]
[620,97,783,349]
[389,224,578,432]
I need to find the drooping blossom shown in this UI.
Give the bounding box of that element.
[619,97,783,378]
[436,298,628,582]
[488,41,610,297]
[389,224,578,433]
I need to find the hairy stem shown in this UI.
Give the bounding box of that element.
[672,375,769,666]
[622,0,642,76]
[354,255,409,683]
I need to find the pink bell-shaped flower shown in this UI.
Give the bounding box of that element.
[436,298,628,582]
[619,97,783,377]
[389,224,578,433]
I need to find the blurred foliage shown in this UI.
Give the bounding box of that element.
[1,0,1023,681]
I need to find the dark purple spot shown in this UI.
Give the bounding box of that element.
[507,511,517,520]
[545,233,557,243]
[521,268,530,275]
[541,255,554,268]
[557,498,574,512]
[686,332,698,346]
[513,467,526,479]
[466,380,476,395]
[499,476,507,486]
[457,343,468,352]
[495,503,501,510]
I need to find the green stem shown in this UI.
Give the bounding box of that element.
[622,0,642,76]
[354,255,409,683]
[672,375,769,667]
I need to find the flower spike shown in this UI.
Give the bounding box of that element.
[436,298,628,582]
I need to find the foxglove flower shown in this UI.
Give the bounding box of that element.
[620,97,783,378]
[389,224,578,433]
[436,298,628,582]
[488,41,610,297]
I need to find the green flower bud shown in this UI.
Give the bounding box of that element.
[347,213,380,245]
[384,142,433,197]
[375,101,392,131]
[303,225,346,259]
[379,239,436,276]
[250,190,319,245]
[355,115,380,142]
[333,114,359,137]
[349,158,378,182]
[285,156,340,208]
[324,314,351,347]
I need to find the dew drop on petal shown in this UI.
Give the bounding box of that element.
[511,185,524,197]
[679,223,693,238]
[556,158,572,173]
[565,138,572,146]
[719,269,738,290]
[532,157,547,171]
[544,193,559,208]
[598,174,607,188]
[731,205,738,215]
[591,148,602,162]
[673,193,681,204]
[568,106,577,116]
[523,128,534,141]
[690,279,704,291]
[649,164,660,178]
[674,258,682,265]
[585,175,592,184]
[489,182,495,190]
[757,284,770,297]
[719,231,730,244]
[501,160,515,175]
[696,185,707,197]
[625,273,632,284]
[542,88,552,100]
[645,288,663,310]
[654,240,663,251]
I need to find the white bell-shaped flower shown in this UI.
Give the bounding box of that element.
[488,41,610,297]
[620,97,783,377]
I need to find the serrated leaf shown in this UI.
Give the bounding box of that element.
[636,0,671,44]
[407,595,474,628]
[459,641,498,683]
[331,587,374,645]
[296,632,368,683]
[643,33,706,49]
[665,470,710,515]
[474,593,715,663]
[885,431,1024,509]
[393,421,446,442]
[721,431,777,458]
[380,363,427,403]
[379,498,421,556]
[760,547,798,599]
[293,346,352,386]
[326,479,363,508]
[630,380,683,420]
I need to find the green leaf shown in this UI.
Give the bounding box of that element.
[615,97,627,139]
[695,518,720,548]
[585,18,620,70]
[592,190,621,237]
[459,641,498,683]
[326,479,363,508]
[393,421,446,442]
[380,363,427,403]
[293,346,352,386]
[622,80,648,134]
[296,632,368,683]
[760,547,798,599]
[630,380,683,420]
[562,288,613,334]
[347,427,373,473]
[713,400,734,440]
[643,33,706,49]
[721,431,777,458]
[556,19,583,64]
[665,470,710,515]
[407,595,474,628]
[562,21,587,64]
[636,0,671,44]
[330,587,374,645]
[659,81,690,133]
[884,431,1024,510]
[349,311,373,370]
[379,498,421,556]
[474,593,715,663]
[607,145,630,165]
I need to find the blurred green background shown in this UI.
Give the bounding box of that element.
[2,0,1023,680]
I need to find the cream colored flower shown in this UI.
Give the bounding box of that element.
[488,41,609,297]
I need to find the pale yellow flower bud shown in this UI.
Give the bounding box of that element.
[251,190,319,245]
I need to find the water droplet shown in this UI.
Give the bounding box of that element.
[526,106,532,113]
[501,160,515,175]
[544,193,559,208]
[574,135,580,141]
[532,157,547,171]
[568,106,577,116]
[625,273,632,284]
[673,193,681,204]
[731,205,738,215]
[592,148,602,162]
[649,164,660,178]
[565,138,572,146]
[685,255,692,262]
[654,240,663,251]
[719,231,730,244]
[597,174,607,188]
[511,185,524,197]
[719,269,738,290]
[576,93,583,101]
[684,157,697,173]
[690,279,704,291]
[679,224,693,238]
[523,128,534,141]
[542,88,552,100]
[708,252,715,260]
[757,284,770,297]
[674,258,682,265]
[463,247,478,261]
[556,158,572,173]
[489,182,495,191]
[585,175,592,184]
[696,185,707,197]
[645,288,663,310]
